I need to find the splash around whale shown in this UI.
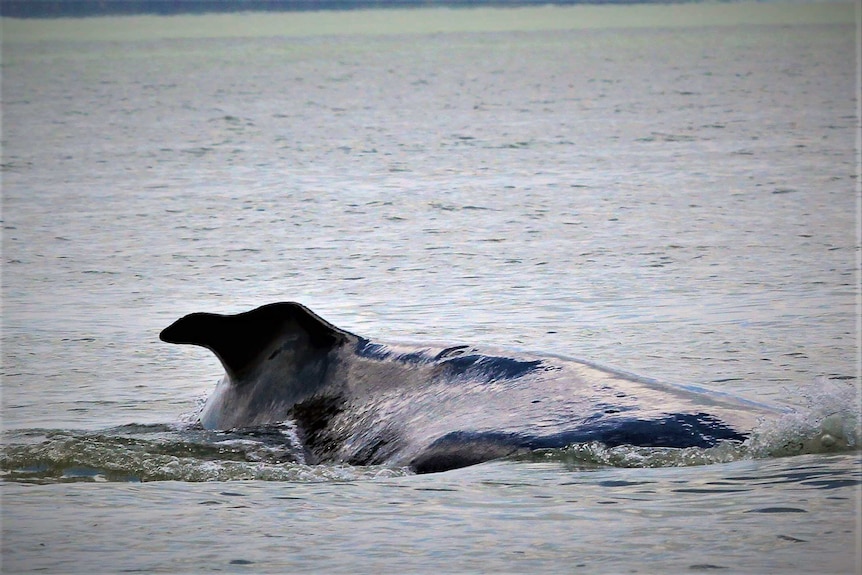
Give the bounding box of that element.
[160,302,780,473]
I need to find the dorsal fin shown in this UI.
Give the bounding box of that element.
[160,302,356,378]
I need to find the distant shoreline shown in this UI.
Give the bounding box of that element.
[1,0,686,20]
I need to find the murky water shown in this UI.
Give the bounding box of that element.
[2,3,860,573]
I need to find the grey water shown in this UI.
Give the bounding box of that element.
[1,3,860,573]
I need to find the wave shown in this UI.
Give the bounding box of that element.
[2,381,858,483]
[0,424,408,483]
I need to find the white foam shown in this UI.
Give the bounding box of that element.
[172,392,209,429]
[275,420,306,465]
[744,379,861,458]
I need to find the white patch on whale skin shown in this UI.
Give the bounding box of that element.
[198,376,232,430]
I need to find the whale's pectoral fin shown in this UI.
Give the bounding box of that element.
[159,302,356,378]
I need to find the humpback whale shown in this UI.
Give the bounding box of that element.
[160,302,776,473]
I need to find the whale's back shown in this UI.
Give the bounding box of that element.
[310,341,778,471]
[160,303,780,473]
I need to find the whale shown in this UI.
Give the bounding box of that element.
[160,302,778,473]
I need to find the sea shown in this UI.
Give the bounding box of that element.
[1,2,860,573]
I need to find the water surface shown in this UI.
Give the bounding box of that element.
[1,3,860,573]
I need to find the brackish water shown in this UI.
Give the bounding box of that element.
[2,3,860,573]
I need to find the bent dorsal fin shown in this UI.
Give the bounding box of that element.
[160,302,356,378]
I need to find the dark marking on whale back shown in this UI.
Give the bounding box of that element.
[439,355,542,381]
[345,427,402,466]
[288,394,345,463]
[434,345,470,360]
[521,412,748,450]
[354,339,542,382]
[409,413,748,473]
[289,394,402,466]
[354,340,391,361]
[160,302,354,378]
[411,432,527,474]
